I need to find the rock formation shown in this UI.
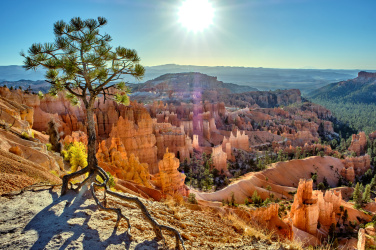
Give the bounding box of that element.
[348,132,367,156]
[341,155,371,178]
[154,123,193,161]
[63,131,88,146]
[96,139,152,188]
[222,128,249,151]
[211,145,228,173]
[108,110,158,174]
[290,179,319,235]
[357,228,366,250]
[152,149,188,196]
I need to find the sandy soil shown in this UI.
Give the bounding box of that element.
[0,187,288,250]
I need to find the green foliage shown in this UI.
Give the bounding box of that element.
[20,131,30,140]
[21,16,144,108]
[188,193,198,204]
[230,192,236,207]
[62,142,88,172]
[342,209,348,223]
[96,171,116,189]
[353,182,362,209]
[328,223,336,243]
[362,184,371,203]
[317,182,326,191]
[46,143,52,151]
[37,91,44,100]
[244,198,249,206]
[179,153,214,191]
[251,190,263,207]
[311,172,318,183]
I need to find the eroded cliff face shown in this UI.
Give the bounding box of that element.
[348,132,367,156]
[108,110,158,174]
[96,139,152,188]
[0,92,62,194]
[153,123,193,162]
[341,155,371,181]
[290,179,319,235]
[289,179,343,245]
[152,149,188,196]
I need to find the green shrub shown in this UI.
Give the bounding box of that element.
[62,142,88,172]
[96,171,116,189]
[21,131,30,139]
[188,193,198,204]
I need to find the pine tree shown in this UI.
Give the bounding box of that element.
[362,184,371,203]
[342,209,348,223]
[353,182,362,209]
[21,17,184,248]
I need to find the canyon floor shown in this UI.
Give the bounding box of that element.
[0,186,292,250]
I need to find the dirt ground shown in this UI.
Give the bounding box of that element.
[0,186,290,249]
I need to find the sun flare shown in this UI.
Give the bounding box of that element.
[178,0,214,31]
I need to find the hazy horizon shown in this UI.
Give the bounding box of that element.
[1,63,376,72]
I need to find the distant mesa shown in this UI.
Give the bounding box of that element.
[358,71,376,78]
[133,72,258,94]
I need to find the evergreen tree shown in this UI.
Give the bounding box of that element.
[353,182,362,209]
[230,192,236,206]
[21,17,184,247]
[22,17,144,193]
[362,184,371,203]
[342,209,348,223]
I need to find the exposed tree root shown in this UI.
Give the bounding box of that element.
[62,166,186,250]
[61,166,90,195]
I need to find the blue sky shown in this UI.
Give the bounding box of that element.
[1,0,376,69]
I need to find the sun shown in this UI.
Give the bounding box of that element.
[178,0,214,31]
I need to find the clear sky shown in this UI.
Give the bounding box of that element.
[1,0,376,69]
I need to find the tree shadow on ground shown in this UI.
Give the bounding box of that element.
[23,187,160,250]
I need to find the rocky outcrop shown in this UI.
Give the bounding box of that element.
[152,149,188,196]
[224,89,302,108]
[290,179,319,235]
[222,128,249,151]
[282,131,319,147]
[348,132,367,156]
[357,228,366,250]
[108,110,158,174]
[341,155,371,178]
[195,156,345,204]
[358,71,376,78]
[63,131,88,146]
[154,123,193,161]
[290,179,342,244]
[212,145,228,173]
[96,139,152,188]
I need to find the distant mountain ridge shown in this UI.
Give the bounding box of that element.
[132,72,258,93]
[0,64,362,93]
[308,71,376,104]
[308,71,376,135]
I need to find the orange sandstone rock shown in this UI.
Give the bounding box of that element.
[152,149,188,196]
[212,145,228,173]
[109,112,158,174]
[358,228,366,250]
[290,179,319,235]
[63,131,88,146]
[96,139,152,188]
[9,145,23,157]
[348,131,367,156]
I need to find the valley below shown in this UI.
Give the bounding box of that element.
[1,71,376,249]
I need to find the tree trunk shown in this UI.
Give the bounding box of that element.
[86,98,98,174]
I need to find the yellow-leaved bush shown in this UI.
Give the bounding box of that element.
[62,142,88,172]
